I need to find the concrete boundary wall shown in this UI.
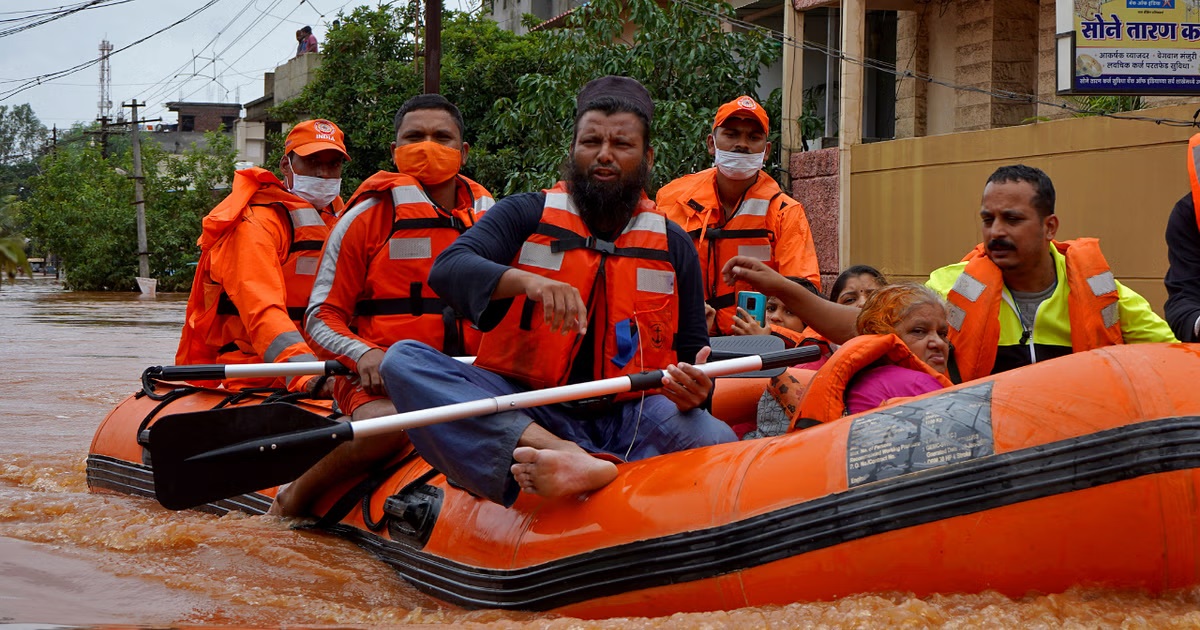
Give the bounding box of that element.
[843,103,1199,313]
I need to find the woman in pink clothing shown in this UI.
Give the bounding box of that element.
[841,282,953,415]
[748,282,952,436]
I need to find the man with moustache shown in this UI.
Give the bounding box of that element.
[378,76,736,507]
[722,164,1175,383]
[655,95,819,335]
[271,94,493,517]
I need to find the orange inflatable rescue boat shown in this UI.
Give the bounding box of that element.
[88,343,1200,618]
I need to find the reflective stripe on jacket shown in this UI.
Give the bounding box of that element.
[175,167,342,391]
[474,182,679,392]
[656,168,820,334]
[930,239,1124,382]
[306,172,493,368]
[796,333,952,426]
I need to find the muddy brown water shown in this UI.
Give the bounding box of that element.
[3,276,1200,628]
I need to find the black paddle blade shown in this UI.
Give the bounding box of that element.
[149,402,350,511]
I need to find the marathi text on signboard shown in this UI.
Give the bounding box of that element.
[1072,0,1200,93]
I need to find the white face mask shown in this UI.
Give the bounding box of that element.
[713,148,765,181]
[288,157,341,208]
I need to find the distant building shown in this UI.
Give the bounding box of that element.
[167,101,242,133]
[140,101,241,155]
[488,0,585,35]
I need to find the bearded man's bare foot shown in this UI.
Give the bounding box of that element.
[266,483,294,517]
[510,446,618,498]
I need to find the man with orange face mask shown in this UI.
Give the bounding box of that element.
[273,94,493,517]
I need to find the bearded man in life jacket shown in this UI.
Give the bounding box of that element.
[376,76,738,506]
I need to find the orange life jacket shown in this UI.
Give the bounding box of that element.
[176,167,341,389]
[944,239,1124,382]
[1189,132,1200,230]
[795,333,953,427]
[474,182,679,392]
[657,169,792,334]
[769,324,834,353]
[342,171,493,355]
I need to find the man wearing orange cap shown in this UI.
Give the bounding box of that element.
[175,118,350,395]
[656,95,820,336]
[273,94,494,517]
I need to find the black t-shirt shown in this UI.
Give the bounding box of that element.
[1164,192,1200,342]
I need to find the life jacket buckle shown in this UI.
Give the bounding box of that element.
[587,236,615,255]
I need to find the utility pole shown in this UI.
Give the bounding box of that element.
[412,0,421,73]
[127,100,149,280]
[424,0,441,93]
[84,115,111,158]
[122,99,160,283]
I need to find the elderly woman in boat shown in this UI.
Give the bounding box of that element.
[794,283,955,424]
[748,279,954,434]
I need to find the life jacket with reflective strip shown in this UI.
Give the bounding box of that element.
[943,239,1123,382]
[795,333,953,427]
[1189,133,1200,230]
[474,182,679,392]
[345,172,493,355]
[211,201,331,327]
[176,167,341,388]
[657,169,787,334]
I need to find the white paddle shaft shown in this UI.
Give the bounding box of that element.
[351,354,765,438]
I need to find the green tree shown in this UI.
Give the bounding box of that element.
[273,0,779,196]
[16,130,236,291]
[1066,95,1146,117]
[0,104,48,164]
[0,236,31,287]
[0,199,31,289]
[273,7,550,194]
[271,4,423,190]
[485,0,782,195]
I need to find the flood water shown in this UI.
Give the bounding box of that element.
[4,275,1200,628]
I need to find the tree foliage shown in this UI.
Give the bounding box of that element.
[273,0,779,197]
[274,7,550,194]
[0,104,48,165]
[15,130,237,291]
[0,199,31,288]
[487,0,781,194]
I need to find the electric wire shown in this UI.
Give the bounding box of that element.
[166,0,304,108]
[0,0,135,35]
[671,0,1200,129]
[136,0,275,110]
[0,0,224,103]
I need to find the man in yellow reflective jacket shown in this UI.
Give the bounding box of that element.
[723,164,1176,383]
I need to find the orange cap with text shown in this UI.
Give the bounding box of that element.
[283,119,350,161]
[713,95,769,132]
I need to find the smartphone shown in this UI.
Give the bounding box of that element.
[737,291,767,327]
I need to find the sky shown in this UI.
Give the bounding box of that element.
[0,0,472,129]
